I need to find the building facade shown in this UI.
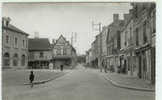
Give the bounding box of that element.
[120,10,138,76]
[52,35,77,69]
[106,14,124,72]
[2,17,29,69]
[132,3,156,83]
[28,38,52,69]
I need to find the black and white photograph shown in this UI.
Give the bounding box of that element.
[1,2,156,100]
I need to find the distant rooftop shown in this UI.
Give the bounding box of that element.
[28,38,51,51]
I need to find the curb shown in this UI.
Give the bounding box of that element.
[23,71,70,85]
[103,75,155,92]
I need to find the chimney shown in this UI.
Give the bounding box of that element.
[2,17,11,27]
[124,14,130,23]
[113,14,119,22]
[34,32,39,38]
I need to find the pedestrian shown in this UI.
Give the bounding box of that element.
[29,71,35,88]
[60,65,64,71]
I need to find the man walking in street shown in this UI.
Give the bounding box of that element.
[60,65,64,71]
[29,71,35,88]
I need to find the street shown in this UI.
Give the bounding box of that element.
[3,65,155,100]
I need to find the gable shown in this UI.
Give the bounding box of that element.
[56,35,67,45]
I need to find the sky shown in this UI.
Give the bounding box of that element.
[2,2,132,55]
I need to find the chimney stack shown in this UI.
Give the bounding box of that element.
[2,17,11,27]
[34,32,39,38]
[113,14,119,22]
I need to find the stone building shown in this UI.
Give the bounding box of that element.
[52,35,77,69]
[2,17,29,69]
[131,3,156,84]
[101,26,108,58]
[106,14,124,72]
[28,38,52,69]
[120,9,138,76]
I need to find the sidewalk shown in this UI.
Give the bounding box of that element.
[2,69,70,86]
[101,72,155,92]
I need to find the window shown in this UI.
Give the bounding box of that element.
[134,5,138,18]
[117,31,121,49]
[15,37,18,47]
[143,21,147,44]
[56,48,61,55]
[40,52,44,58]
[125,31,127,46]
[6,35,9,44]
[21,55,25,66]
[152,11,156,33]
[13,53,18,66]
[23,40,25,47]
[136,28,139,46]
[3,53,10,66]
[63,48,67,55]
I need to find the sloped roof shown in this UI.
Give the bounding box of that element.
[3,24,29,36]
[28,38,51,51]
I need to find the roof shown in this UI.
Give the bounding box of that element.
[3,24,29,36]
[28,38,51,51]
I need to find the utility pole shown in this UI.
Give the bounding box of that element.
[71,32,73,46]
[92,21,102,72]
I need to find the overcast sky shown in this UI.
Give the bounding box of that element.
[2,2,132,55]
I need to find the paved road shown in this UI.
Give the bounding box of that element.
[3,65,155,100]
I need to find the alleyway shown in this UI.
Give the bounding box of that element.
[3,65,155,100]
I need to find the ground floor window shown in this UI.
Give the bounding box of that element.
[13,53,18,66]
[21,55,25,66]
[3,52,10,66]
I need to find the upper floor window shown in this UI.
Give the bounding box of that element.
[63,48,67,55]
[6,35,9,44]
[23,40,25,47]
[56,48,61,55]
[136,28,139,46]
[40,52,44,58]
[143,21,147,44]
[15,37,18,47]
[125,31,127,46]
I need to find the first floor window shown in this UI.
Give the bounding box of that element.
[6,35,9,44]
